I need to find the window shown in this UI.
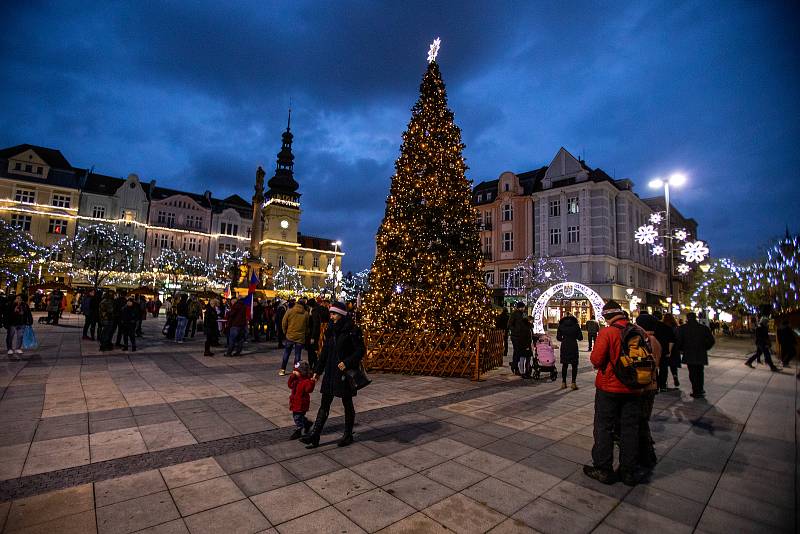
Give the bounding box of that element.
[486,192,492,201]
[246,227,251,238]
[25,164,32,173]
[52,194,71,208]
[477,193,483,202]
[483,236,492,254]
[92,206,106,219]
[499,269,512,287]
[298,255,305,267]
[483,211,491,227]
[278,255,285,266]
[485,271,495,287]
[185,237,197,252]
[122,209,136,222]
[36,166,43,175]
[15,189,36,203]
[503,232,513,252]
[14,162,21,171]
[220,222,238,236]
[159,235,170,248]
[48,219,68,234]
[186,215,202,229]
[218,243,236,253]
[567,197,579,214]
[10,214,31,231]
[568,225,580,243]
[312,255,320,268]
[504,183,510,192]
[549,228,561,245]
[549,199,560,217]
[502,204,513,221]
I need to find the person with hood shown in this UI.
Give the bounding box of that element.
[584,300,642,486]
[280,299,309,376]
[508,302,532,375]
[676,312,717,397]
[300,301,364,449]
[745,317,778,371]
[557,313,583,390]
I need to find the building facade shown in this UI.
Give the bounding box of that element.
[78,172,151,243]
[474,147,672,317]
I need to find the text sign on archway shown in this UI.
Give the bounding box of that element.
[531,282,606,333]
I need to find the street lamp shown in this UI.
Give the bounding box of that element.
[650,173,686,303]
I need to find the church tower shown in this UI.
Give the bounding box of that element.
[258,110,302,268]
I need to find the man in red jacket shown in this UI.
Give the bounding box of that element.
[583,300,642,486]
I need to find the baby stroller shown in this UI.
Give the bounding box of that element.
[532,335,558,381]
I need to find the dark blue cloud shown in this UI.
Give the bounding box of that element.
[1,0,798,270]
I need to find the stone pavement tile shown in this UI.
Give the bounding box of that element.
[188,423,238,442]
[487,518,541,533]
[170,476,245,516]
[0,442,30,461]
[139,421,197,451]
[543,480,618,521]
[90,427,148,462]
[3,509,97,534]
[541,442,591,465]
[350,457,415,487]
[422,493,505,534]
[262,440,318,462]
[323,442,381,467]
[96,491,180,534]
[624,484,705,526]
[306,468,375,504]
[494,464,562,497]
[695,505,791,534]
[707,487,792,529]
[461,477,537,516]
[474,422,518,439]
[645,459,719,503]
[383,473,455,511]
[558,432,594,451]
[447,429,497,448]
[388,446,449,471]
[0,459,24,480]
[161,458,225,489]
[5,484,94,531]
[519,451,580,480]
[274,505,365,534]
[282,452,341,480]
[589,525,626,534]
[526,425,573,441]
[32,420,87,441]
[418,437,476,459]
[564,469,632,501]
[453,449,515,475]
[251,481,328,525]
[422,460,486,491]
[231,463,298,496]
[183,499,270,534]
[215,448,274,474]
[494,416,536,431]
[715,470,794,510]
[511,498,596,534]
[27,434,88,457]
[89,416,136,434]
[135,411,180,426]
[504,431,556,451]
[603,502,692,534]
[135,519,190,533]
[95,469,167,507]
[480,440,535,462]
[90,407,134,421]
[363,436,413,456]
[375,511,449,533]
[335,488,416,532]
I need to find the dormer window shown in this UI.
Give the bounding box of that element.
[486,192,492,201]
[477,193,483,202]
[504,183,510,192]
[52,193,71,208]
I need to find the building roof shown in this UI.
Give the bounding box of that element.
[81,171,152,196]
[0,144,82,190]
[211,194,252,219]
[0,144,73,169]
[150,186,212,208]
[298,234,338,252]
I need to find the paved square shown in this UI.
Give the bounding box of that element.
[0,313,796,533]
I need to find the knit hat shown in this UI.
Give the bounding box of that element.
[330,301,348,316]
[294,361,311,376]
[635,313,658,332]
[602,300,625,321]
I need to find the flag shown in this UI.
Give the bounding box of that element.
[223,285,230,300]
[241,269,259,320]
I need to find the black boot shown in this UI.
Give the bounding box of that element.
[337,433,353,447]
[300,414,327,447]
[304,434,320,449]
[289,428,302,440]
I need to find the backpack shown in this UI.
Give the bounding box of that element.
[610,323,656,389]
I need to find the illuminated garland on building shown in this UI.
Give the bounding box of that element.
[361,41,493,335]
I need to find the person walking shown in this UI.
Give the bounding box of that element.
[745,317,778,371]
[153,297,162,318]
[5,294,32,358]
[203,299,219,356]
[46,289,62,325]
[280,299,309,376]
[777,319,797,368]
[187,296,200,338]
[135,295,146,337]
[583,300,642,486]
[81,289,99,340]
[98,291,116,351]
[557,313,583,390]
[307,298,329,370]
[496,306,510,358]
[225,298,247,356]
[275,300,287,349]
[508,302,531,375]
[634,313,662,469]
[585,317,599,351]
[112,291,127,347]
[652,311,678,392]
[676,312,716,397]
[120,298,138,352]
[288,361,316,439]
[300,301,364,449]
[174,294,189,344]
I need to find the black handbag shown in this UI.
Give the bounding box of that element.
[344,364,372,392]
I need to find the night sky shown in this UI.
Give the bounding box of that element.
[2,1,798,272]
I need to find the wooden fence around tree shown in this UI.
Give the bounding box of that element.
[363,328,506,380]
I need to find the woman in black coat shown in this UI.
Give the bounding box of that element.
[556,314,583,389]
[203,299,219,356]
[301,301,364,449]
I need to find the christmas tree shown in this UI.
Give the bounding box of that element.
[362,39,493,335]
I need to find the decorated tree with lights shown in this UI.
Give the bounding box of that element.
[50,224,145,289]
[273,264,305,295]
[341,269,370,301]
[151,249,210,290]
[362,39,493,335]
[0,220,44,287]
[759,233,799,314]
[505,255,569,303]
[211,249,251,289]
[690,258,756,314]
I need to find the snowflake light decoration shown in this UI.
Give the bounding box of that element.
[634,225,658,245]
[677,263,691,275]
[649,213,663,225]
[681,240,710,263]
[674,229,688,241]
[651,245,665,256]
[427,37,441,63]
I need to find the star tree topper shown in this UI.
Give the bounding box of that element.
[427,37,441,63]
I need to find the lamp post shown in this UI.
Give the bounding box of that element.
[649,173,686,304]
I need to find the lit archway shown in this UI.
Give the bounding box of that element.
[531,282,606,333]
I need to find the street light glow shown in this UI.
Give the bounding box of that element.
[648,178,664,189]
[668,173,687,187]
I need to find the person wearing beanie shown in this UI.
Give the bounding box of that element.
[634,313,662,469]
[584,300,642,486]
[676,312,717,397]
[301,301,364,448]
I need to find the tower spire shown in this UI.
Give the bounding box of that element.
[266,108,300,202]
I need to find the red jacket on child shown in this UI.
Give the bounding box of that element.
[288,373,315,413]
